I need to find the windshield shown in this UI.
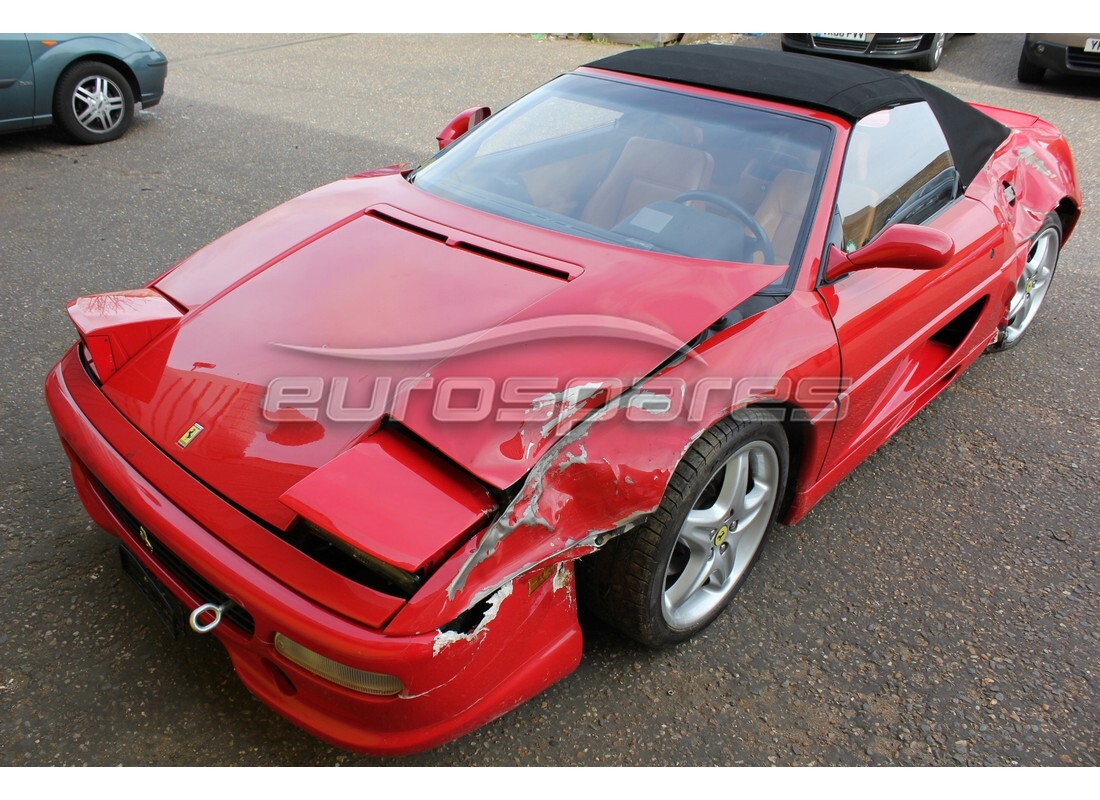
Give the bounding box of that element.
[410,73,831,273]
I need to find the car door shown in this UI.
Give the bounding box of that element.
[0,34,34,130]
[816,102,1007,473]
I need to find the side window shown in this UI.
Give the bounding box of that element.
[836,102,957,253]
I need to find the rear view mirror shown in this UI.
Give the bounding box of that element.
[436,106,491,150]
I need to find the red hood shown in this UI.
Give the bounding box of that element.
[103,175,781,527]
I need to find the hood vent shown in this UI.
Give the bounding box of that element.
[367,208,449,243]
[451,240,572,281]
[366,206,582,281]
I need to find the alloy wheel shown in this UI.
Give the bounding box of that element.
[662,440,780,629]
[72,75,127,134]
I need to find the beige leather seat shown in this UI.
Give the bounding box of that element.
[580,136,714,229]
[753,169,814,263]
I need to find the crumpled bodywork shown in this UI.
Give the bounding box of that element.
[969,103,1081,246]
[965,104,1081,337]
[446,392,702,599]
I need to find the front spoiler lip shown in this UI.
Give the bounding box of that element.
[45,348,583,755]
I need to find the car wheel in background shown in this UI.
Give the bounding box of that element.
[1017,46,1046,83]
[53,61,135,144]
[914,33,946,71]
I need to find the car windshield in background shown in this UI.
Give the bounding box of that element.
[410,74,832,271]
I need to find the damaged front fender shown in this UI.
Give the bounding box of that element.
[384,386,702,636]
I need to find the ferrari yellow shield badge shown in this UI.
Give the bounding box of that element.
[714,524,730,547]
[177,423,204,448]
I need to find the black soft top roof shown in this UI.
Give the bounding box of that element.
[585,44,1009,190]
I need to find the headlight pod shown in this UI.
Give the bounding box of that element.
[274,634,404,696]
[278,429,498,598]
[299,518,422,597]
[66,289,183,383]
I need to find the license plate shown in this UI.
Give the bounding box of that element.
[119,545,185,638]
[1086,38,1100,53]
[817,33,867,42]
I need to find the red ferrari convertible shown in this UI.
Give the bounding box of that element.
[45,45,1080,754]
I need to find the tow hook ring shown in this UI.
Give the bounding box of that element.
[189,601,232,634]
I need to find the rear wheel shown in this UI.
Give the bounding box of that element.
[53,61,134,144]
[581,413,788,647]
[989,214,1061,351]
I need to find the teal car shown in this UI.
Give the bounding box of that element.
[0,33,166,144]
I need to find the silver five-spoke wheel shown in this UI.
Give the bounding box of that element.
[580,413,788,648]
[990,215,1061,351]
[663,441,779,629]
[1002,225,1058,346]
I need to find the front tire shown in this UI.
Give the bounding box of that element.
[53,61,135,144]
[1017,47,1045,83]
[581,413,788,647]
[913,33,946,71]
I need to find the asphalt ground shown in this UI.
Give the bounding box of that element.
[0,33,1096,767]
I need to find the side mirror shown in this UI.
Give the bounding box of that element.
[436,106,491,150]
[825,224,955,282]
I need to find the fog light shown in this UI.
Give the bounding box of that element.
[274,633,404,696]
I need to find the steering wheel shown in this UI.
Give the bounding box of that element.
[673,191,775,264]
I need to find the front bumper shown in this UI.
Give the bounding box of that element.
[127,49,168,108]
[782,33,936,62]
[45,347,582,755]
[1022,39,1100,78]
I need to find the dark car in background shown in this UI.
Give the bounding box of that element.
[0,33,166,143]
[781,33,955,71]
[1018,34,1100,83]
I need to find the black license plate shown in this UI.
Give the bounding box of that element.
[119,545,185,639]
